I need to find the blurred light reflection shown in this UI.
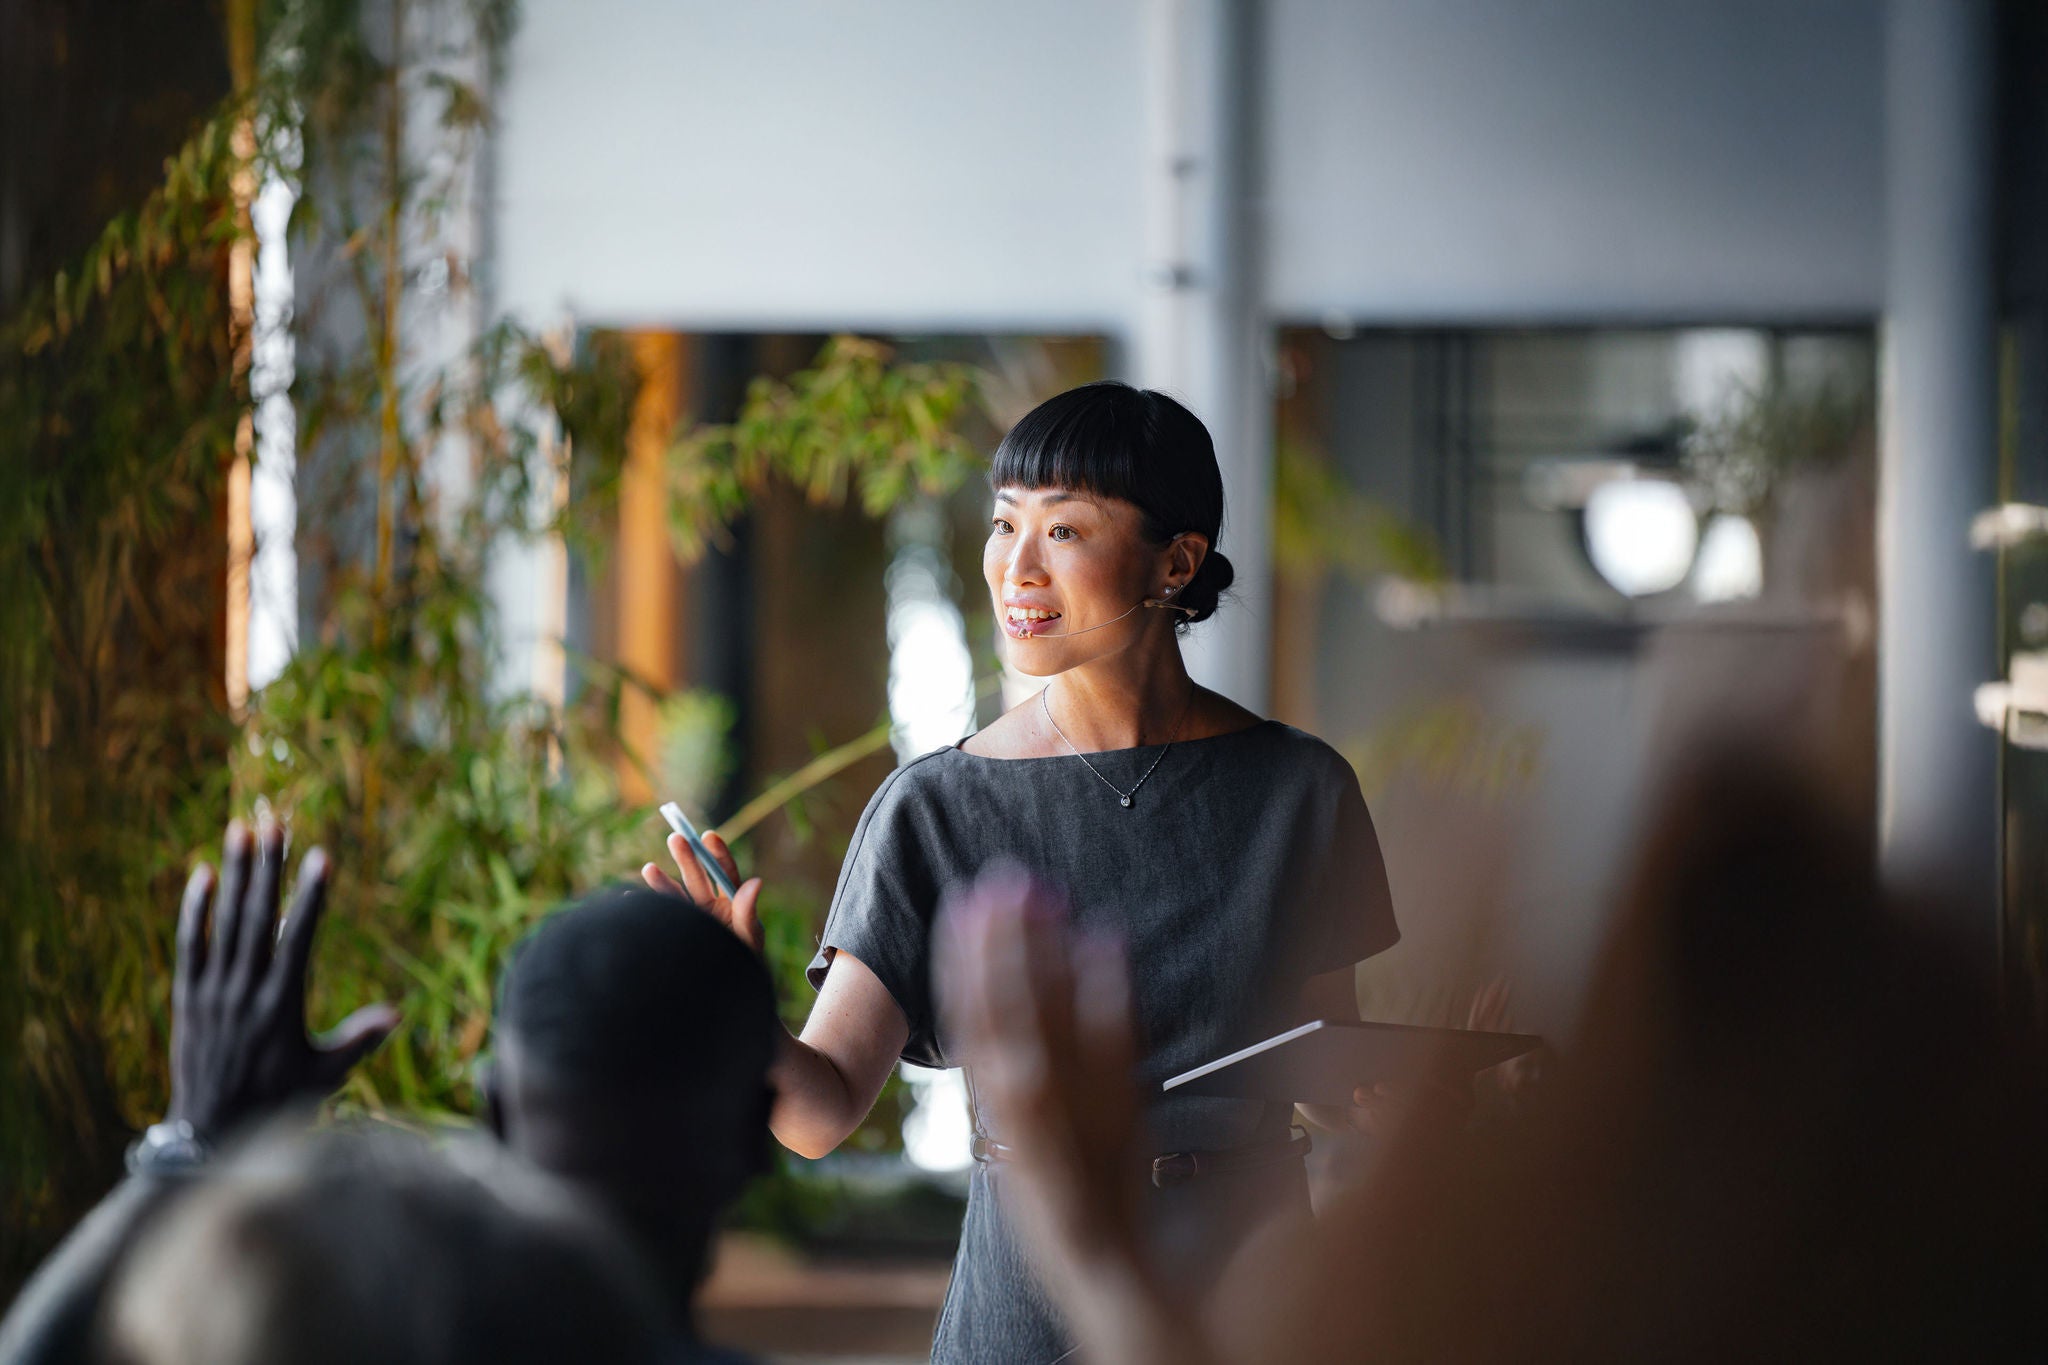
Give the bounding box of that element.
[1584,478,1698,598]
[1691,514,1764,604]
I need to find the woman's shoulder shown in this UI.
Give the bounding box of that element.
[1190,691,1346,766]
[861,746,961,810]
[1224,718,1363,791]
[1184,686,1263,740]
[837,747,964,874]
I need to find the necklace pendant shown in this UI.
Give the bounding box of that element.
[1120,794,1133,808]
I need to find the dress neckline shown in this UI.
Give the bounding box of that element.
[948,717,1280,763]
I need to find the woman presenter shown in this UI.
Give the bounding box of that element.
[645,381,1400,1363]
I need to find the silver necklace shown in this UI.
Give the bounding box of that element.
[1040,681,1195,809]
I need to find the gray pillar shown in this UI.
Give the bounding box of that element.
[1133,0,1271,711]
[1879,0,1999,945]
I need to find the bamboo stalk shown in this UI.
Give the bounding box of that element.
[224,0,257,714]
[715,674,1002,842]
[366,0,408,862]
[715,719,896,844]
[371,0,405,613]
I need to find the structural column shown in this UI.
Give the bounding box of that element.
[1133,0,1271,711]
[1879,0,1999,947]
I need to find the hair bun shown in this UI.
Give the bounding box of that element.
[1176,549,1234,625]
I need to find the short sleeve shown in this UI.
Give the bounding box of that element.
[805,761,946,1067]
[1309,759,1400,976]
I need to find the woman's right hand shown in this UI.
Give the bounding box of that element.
[642,828,765,958]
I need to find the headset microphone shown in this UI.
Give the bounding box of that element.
[1012,586,1195,639]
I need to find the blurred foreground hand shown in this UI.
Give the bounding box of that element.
[934,865,1142,1263]
[934,865,1217,1365]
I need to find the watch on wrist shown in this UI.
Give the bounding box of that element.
[127,1119,213,1179]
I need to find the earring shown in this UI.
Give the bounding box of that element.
[1164,586,1178,597]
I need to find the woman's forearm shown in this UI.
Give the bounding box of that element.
[765,949,913,1159]
[767,1028,874,1158]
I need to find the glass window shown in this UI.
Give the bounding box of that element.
[1273,325,1877,1031]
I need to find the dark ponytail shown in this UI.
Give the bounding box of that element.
[989,381,1230,630]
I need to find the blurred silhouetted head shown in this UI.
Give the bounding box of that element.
[991,380,1235,624]
[99,1125,666,1365]
[1266,743,2048,1362]
[484,885,778,1294]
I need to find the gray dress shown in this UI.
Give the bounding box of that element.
[805,720,1398,1363]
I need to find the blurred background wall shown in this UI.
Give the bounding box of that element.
[471,0,1905,1043]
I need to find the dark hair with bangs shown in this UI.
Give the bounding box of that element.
[989,381,1234,625]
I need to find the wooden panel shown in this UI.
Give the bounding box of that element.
[617,330,692,803]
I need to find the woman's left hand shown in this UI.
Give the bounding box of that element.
[1331,1075,1473,1140]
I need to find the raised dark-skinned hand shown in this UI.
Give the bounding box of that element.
[166,817,398,1143]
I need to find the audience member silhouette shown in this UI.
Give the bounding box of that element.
[96,1125,667,1365]
[480,884,779,1358]
[0,832,778,1365]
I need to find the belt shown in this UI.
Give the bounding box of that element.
[970,1125,1313,1190]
